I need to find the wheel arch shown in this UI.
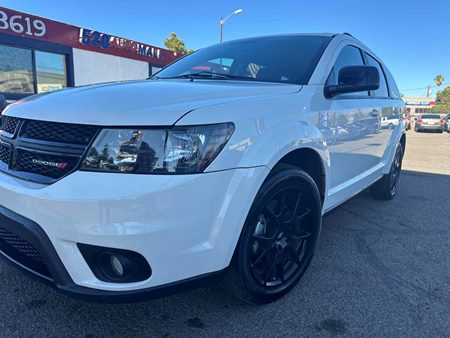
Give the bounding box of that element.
[382,127,406,174]
[270,148,327,204]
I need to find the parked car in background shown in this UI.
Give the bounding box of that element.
[0,94,7,114]
[0,33,405,304]
[414,114,445,133]
[403,114,411,131]
[381,115,400,129]
[444,113,450,132]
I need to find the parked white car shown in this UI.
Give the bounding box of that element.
[380,115,400,129]
[0,33,405,304]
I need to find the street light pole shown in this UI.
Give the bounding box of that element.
[220,9,243,43]
[220,17,224,43]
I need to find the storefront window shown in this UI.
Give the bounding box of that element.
[35,51,67,93]
[0,45,34,95]
[151,66,162,76]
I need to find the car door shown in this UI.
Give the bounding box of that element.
[322,45,387,191]
[363,52,399,152]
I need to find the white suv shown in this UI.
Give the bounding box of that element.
[0,34,404,304]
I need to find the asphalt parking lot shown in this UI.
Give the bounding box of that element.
[0,130,449,337]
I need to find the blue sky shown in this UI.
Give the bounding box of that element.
[2,0,448,97]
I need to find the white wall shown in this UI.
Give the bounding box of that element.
[72,48,149,86]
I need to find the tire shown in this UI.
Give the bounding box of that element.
[223,166,322,304]
[388,123,394,130]
[370,143,403,200]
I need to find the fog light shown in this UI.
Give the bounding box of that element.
[98,252,126,281]
[110,255,124,278]
[78,243,152,283]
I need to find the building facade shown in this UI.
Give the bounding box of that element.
[403,97,436,116]
[0,6,179,101]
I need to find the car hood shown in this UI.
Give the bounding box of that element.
[5,80,301,126]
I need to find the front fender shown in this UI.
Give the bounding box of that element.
[176,93,331,189]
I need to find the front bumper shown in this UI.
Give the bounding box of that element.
[0,167,269,300]
[0,204,227,302]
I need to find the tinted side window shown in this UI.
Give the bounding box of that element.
[365,54,388,98]
[384,67,401,99]
[326,45,367,97]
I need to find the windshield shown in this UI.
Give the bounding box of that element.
[421,114,441,119]
[155,35,332,85]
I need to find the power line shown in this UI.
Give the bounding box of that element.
[400,83,449,92]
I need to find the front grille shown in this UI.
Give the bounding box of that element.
[0,226,50,278]
[22,120,99,146]
[15,150,80,179]
[0,115,20,135]
[0,117,100,183]
[0,142,11,164]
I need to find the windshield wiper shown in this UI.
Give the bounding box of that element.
[158,71,255,81]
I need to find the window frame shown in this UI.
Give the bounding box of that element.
[324,44,370,100]
[383,66,401,99]
[362,52,390,99]
[0,34,74,100]
[34,50,68,94]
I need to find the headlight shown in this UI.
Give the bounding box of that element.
[81,123,234,174]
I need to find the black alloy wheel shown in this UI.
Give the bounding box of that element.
[225,166,322,304]
[370,142,404,200]
[389,144,403,196]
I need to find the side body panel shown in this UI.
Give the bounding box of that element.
[183,35,404,214]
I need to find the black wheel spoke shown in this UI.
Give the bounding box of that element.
[291,231,312,241]
[277,265,286,282]
[296,239,308,262]
[253,233,276,245]
[287,232,311,263]
[251,241,274,268]
[296,207,311,221]
[291,192,302,217]
[262,252,279,284]
[282,192,302,224]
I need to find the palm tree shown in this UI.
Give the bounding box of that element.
[434,75,445,92]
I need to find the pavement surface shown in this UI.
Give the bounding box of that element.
[0,129,449,337]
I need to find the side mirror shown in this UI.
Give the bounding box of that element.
[0,94,7,113]
[325,66,380,98]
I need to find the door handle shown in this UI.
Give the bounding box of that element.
[370,109,380,117]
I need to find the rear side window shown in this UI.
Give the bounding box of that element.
[365,54,389,98]
[326,45,368,97]
[384,67,401,99]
